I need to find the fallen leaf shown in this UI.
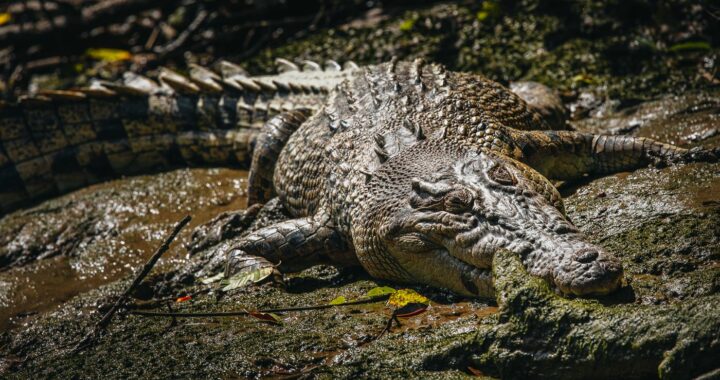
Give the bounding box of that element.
[86,48,132,62]
[388,289,430,308]
[394,303,429,318]
[249,311,283,325]
[476,1,499,21]
[175,295,192,303]
[201,272,224,284]
[399,18,415,31]
[467,366,485,376]
[0,13,11,26]
[571,73,597,85]
[222,266,274,291]
[329,296,347,305]
[668,41,711,53]
[364,286,396,299]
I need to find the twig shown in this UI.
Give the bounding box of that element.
[155,8,208,56]
[375,312,401,339]
[72,215,191,352]
[128,295,390,318]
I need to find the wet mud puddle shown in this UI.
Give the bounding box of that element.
[0,168,249,331]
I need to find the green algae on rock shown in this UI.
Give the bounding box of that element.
[459,249,720,379]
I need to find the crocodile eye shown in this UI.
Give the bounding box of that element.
[489,165,516,186]
[409,177,453,210]
[444,188,474,213]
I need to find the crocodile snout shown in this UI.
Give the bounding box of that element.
[554,245,624,296]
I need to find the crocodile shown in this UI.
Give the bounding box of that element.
[1,58,716,297]
[0,59,355,213]
[221,58,718,297]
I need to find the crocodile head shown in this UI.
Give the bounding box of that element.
[354,140,623,297]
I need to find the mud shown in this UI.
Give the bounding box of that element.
[1,1,719,378]
[0,168,248,331]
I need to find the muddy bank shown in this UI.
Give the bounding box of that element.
[0,168,248,331]
[0,91,717,378]
[1,1,719,378]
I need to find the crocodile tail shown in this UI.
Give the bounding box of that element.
[0,59,358,214]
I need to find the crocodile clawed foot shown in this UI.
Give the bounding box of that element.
[187,204,264,255]
[647,146,718,169]
[683,146,719,163]
[224,248,286,290]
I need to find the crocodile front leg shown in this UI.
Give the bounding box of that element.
[225,213,356,276]
[247,109,311,206]
[509,130,719,181]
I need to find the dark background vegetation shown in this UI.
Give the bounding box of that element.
[1,0,718,105]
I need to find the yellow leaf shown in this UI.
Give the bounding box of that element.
[86,48,132,62]
[476,1,499,21]
[571,74,597,85]
[0,13,11,26]
[365,286,396,299]
[329,296,347,305]
[668,41,711,53]
[399,18,415,31]
[388,289,430,308]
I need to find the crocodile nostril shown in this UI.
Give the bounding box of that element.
[574,249,598,263]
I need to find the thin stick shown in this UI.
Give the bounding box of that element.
[73,215,191,352]
[128,295,390,318]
